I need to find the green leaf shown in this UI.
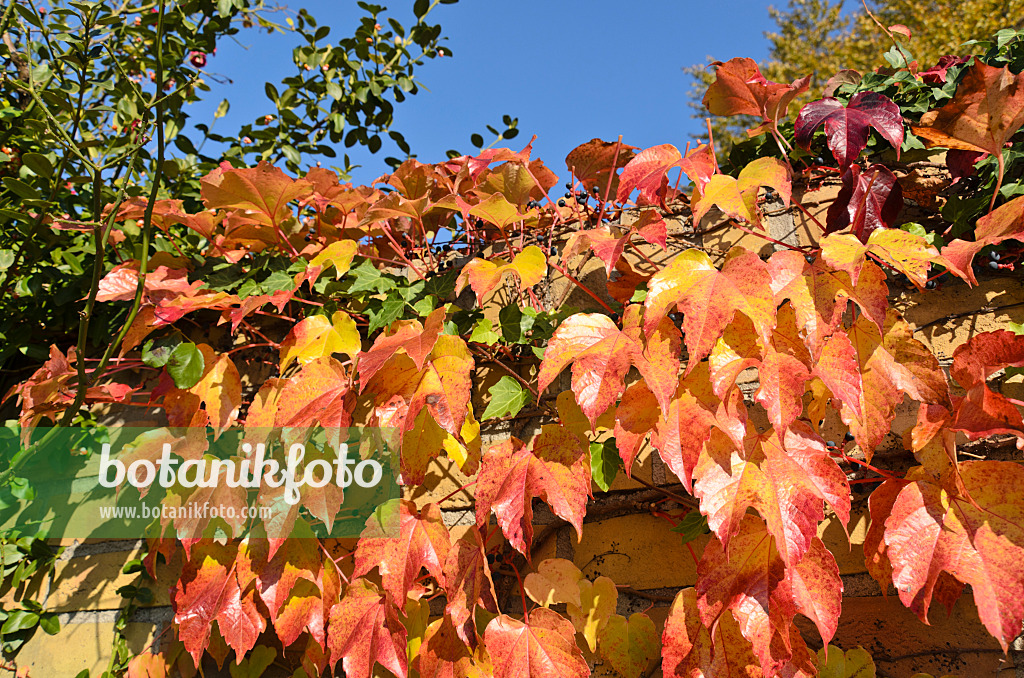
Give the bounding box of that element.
[230,645,278,678]
[470,319,500,345]
[590,439,620,492]
[166,343,205,389]
[899,222,942,248]
[2,177,39,200]
[346,259,391,294]
[423,268,458,299]
[498,305,535,344]
[0,249,14,272]
[481,376,530,420]
[2,609,39,634]
[141,336,179,368]
[670,511,709,545]
[39,612,60,635]
[367,298,406,333]
[21,153,53,178]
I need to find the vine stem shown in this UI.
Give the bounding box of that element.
[437,479,476,505]
[729,219,805,253]
[593,135,623,227]
[685,542,699,566]
[630,475,699,509]
[833,450,901,481]
[790,195,828,233]
[469,346,538,398]
[510,560,529,622]
[547,260,615,314]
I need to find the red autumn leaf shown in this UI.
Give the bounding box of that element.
[443,528,498,645]
[676,144,719,197]
[630,209,669,249]
[949,330,1024,441]
[537,306,679,426]
[863,478,904,594]
[644,246,776,367]
[201,160,313,229]
[563,225,628,275]
[125,652,169,678]
[249,538,323,648]
[612,380,661,476]
[662,588,763,678]
[484,608,590,678]
[702,57,811,137]
[96,263,202,303]
[328,578,408,678]
[401,334,475,439]
[648,366,733,492]
[824,311,950,460]
[695,514,839,675]
[362,333,475,482]
[795,92,904,170]
[918,55,969,85]
[768,249,888,358]
[564,138,637,198]
[174,541,266,665]
[190,344,242,434]
[941,194,1024,285]
[358,307,446,386]
[694,422,850,566]
[607,258,652,304]
[475,426,590,557]
[755,344,811,433]
[273,356,354,430]
[820,228,939,288]
[353,500,451,604]
[615,144,682,204]
[825,164,904,242]
[707,314,762,398]
[913,61,1024,157]
[881,461,1024,651]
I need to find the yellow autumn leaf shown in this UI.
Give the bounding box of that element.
[279,311,360,369]
[567,575,618,652]
[455,245,547,304]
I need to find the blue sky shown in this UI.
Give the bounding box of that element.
[189,1,775,184]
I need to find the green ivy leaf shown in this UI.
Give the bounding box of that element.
[367,298,406,333]
[590,439,621,492]
[670,511,709,545]
[470,319,500,345]
[481,376,529,420]
[498,305,536,344]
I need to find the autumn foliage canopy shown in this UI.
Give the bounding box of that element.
[8,24,1024,678]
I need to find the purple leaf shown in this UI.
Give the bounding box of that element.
[825,164,904,242]
[795,92,904,170]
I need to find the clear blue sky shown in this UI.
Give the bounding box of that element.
[188,1,776,184]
